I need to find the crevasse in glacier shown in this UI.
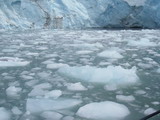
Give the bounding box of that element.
[0,0,160,29]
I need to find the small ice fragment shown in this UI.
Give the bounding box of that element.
[128,38,156,47]
[41,111,63,120]
[151,101,160,105]
[157,68,160,73]
[77,101,130,120]
[134,90,146,95]
[0,107,11,120]
[47,63,68,70]
[6,86,22,98]
[144,108,156,115]
[45,90,62,99]
[116,95,135,102]
[11,107,22,115]
[76,50,93,55]
[98,50,123,59]
[104,84,117,91]
[28,83,52,97]
[66,82,87,91]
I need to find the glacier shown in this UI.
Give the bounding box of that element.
[0,0,160,30]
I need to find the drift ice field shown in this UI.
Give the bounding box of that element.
[0,29,159,120]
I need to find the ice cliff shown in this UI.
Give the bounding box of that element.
[0,0,160,29]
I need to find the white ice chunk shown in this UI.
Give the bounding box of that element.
[134,90,146,95]
[144,108,156,115]
[98,50,123,59]
[77,101,130,120]
[157,68,160,73]
[27,98,82,113]
[47,63,68,70]
[104,84,117,91]
[151,101,160,105]
[0,57,30,67]
[11,107,22,115]
[116,95,135,102]
[45,90,62,99]
[26,52,39,56]
[128,38,156,47]
[58,66,139,87]
[6,86,22,98]
[66,42,103,50]
[41,111,63,120]
[66,82,87,91]
[0,107,11,120]
[76,50,93,55]
[28,83,52,97]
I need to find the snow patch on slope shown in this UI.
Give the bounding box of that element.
[123,0,146,6]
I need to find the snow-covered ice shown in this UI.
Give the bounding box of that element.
[77,101,130,120]
[123,0,146,6]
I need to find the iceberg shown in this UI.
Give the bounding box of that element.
[58,65,139,87]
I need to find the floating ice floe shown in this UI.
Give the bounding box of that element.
[11,107,22,115]
[44,90,62,99]
[128,38,156,47]
[58,66,139,88]
[76,50,93,55]
[0,107,11,120]
[40,111,63,120]
[6,86,22,98]
[26,98,82,113]
[28,83,52,97]
[66,82,87,91]
[98,50,123,59]
[66,42,103,50]
[116,95,135,102]
[0,57,30,67]
[46,63,68,70]
[134,90,146,95]
[104,84,117,91]
[77,101,130,120]
[157,68,160,73]
[144,108,156,115]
